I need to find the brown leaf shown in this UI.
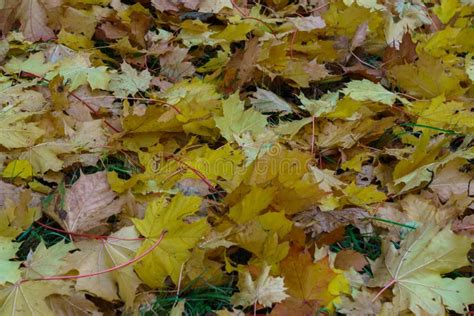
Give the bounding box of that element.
[160,46,196,82]
[47,293,102,316]
[452,215,474,237]
[383,32,417,68]
[334,249,368,271]
[151,0,199,11]
[351,22,369,50]
[293,207,369,236]
[0,0,17,37]
[16,0,55,42]
[339,290,382,316]
[96,22,129,41]
[281,247,338,305]
[316,226,346,247]
[128,11,151,48]
[151,0,178,12]
[271,297,319,316]
[49,172,126,233]
[305,59,330,82]
[429,160,473,202]
[342,63,384,81]
[0,181,41,209]
[223,37,259,93]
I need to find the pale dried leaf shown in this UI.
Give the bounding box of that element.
[232,265,288,308]
[429,160,473,202]
[16,0,55,42]
[60,171,126,233]
[47,293,102,316]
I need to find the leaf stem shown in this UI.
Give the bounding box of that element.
[372,278,396,302]
[21,230,166,283]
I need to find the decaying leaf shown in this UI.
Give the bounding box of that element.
[46,171,126,233]
[293,207,370,236]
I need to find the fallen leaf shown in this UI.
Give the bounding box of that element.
[47,293,102,316]
[289,16,326,31]
[250,88,293,114]
[16,0,55,42]
[63,226,141,307]
[47,54,111,90]
[338,289,382,315]
[293,207,369,235]
[369,223,473,315]
[0,237,21,285]
[132,193,209,287]
[48,171,126,233]
[0,281,72,315]
[228,187,275,224]
[2,159,33,179]
[342,79,409,105]
[0,106,44,149]
[309,165,345,192]
[334,249,368,271]
[215,93,267,143]
[271,297,319,316]
[109,62,152,97]
[281,247,338,305]
[231,265,288,308]
[24,240,74,279]
[429,160,473,202]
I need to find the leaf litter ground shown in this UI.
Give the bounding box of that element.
[0,0,473,315]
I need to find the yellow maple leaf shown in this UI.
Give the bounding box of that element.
[342,182,386,207]
[132,193,209,287]
[228,187,275,224]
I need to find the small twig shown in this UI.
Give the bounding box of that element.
[350,51,378,70]
[176,261,186,296]
[290,30,298,59]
